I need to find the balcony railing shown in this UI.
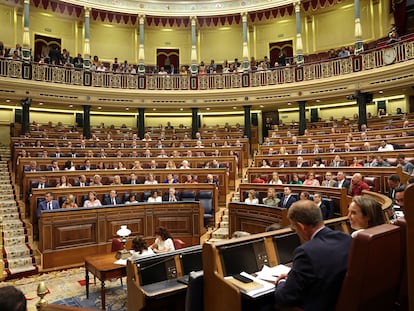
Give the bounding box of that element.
[1,37,413,91]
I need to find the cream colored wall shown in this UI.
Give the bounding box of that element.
[145,115,192,128]
[199,25,243,63]
[0,4,17,48]
[90,114,136,128]
[255,17,296,59]
[31,111,76,125]
[90,23,136,63]
[30,9,77,56]
[145,27,191,65]
[201,114,245,127]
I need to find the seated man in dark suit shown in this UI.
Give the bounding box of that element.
[273,200,352,310]
[313,192,329,220]
[103,190,122,206]
[334,171,350,191]
[163,187,179,202]
[280,186,297,209]
[73,174,89,187]
[205,174,219,189]
[24,160,40,172]
[37,191,61,218]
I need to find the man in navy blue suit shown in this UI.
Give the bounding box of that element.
[280,186,297,209]
[273,200,352,310]
[37,192,61,218]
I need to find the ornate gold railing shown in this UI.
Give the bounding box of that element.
[1,37,413,91]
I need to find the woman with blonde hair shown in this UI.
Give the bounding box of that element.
[62,194,78,208]
[244,190,259,204]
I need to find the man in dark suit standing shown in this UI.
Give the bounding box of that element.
[273,200,352,310]
[37,192,61,218]
[280,186,297,209]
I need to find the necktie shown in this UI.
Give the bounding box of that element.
[284,197,288,207]
[48,202,52,210]
[80,183,84,187]
[132,180,135,185]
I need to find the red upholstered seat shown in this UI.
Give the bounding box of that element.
[111,237,123,252]
[173,239,186,250]
[336,224,403,311]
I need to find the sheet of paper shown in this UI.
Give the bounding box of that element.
[114,259,127,265]
[256,264,291,282]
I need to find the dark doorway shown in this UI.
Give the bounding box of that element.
[34,34,61,62]
[269,40,293,67]
[156,49,179,73]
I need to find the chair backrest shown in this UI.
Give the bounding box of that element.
[181,190,196,201]
[335,224,402,311]
[111,237,123,252]
[141,191,151,202]
[198,190,213,214]
[173,238,186,250]
[185,271,204,311]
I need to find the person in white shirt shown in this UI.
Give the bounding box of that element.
[377,140,394,151]
[147,190,162,202]
[129,236,154,261]
[150,227,175,253]
[269,172,283,185]
[244,189,259,204]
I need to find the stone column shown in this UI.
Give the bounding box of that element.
[22,0,31,61]
[298,101,306,135]
[244,105,252,154]
[191,108,199,138]
[137,108,145,139]
[21,98,31,135]
[83,7,91,69]
[354,0,363,54]
[83,105,91,139]
[241,12,249,72]
[138,15,145,74]
[356,91,368,130]
[190,16,198,75]
[294,1,304,65]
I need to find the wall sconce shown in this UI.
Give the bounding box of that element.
[116,225,131,259]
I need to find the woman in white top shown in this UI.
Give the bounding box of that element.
[312,157,325,168]
[57,175,72,188]
[129,236,154,261]
[83,191,102,208]
[150,227,175,253]
[244,190,259,205]
[268,172,283,185]
[144,174,158,185]
[125,193,138,205]
[261,159,271,168]
[147,190,162,202]
[348,196,385,237]
[64,160,76,171]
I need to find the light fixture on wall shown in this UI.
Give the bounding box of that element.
[115,225,131,259]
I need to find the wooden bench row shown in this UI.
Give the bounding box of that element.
[245,167,406,194]
[253,150,414,171]
[23,168,229,210]
[17,156,236,192]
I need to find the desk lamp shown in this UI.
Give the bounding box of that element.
[116,225,131,259]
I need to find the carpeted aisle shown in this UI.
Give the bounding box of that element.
[0,267,127,311]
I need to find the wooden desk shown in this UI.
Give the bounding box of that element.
[84,253,127,310]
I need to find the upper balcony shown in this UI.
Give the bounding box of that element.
[0,36,413,112]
